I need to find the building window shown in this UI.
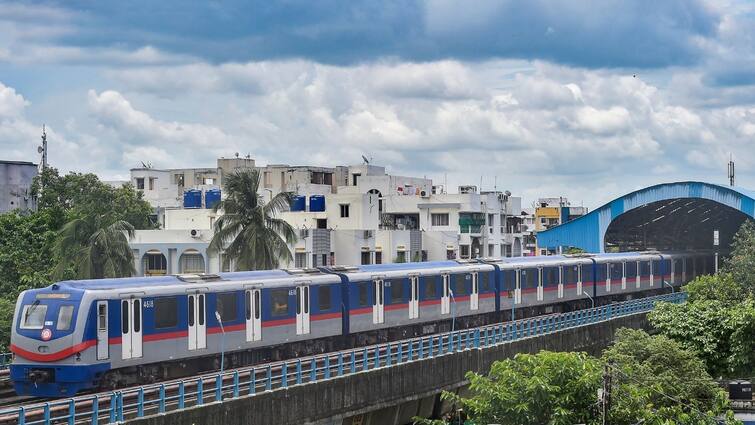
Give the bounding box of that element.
[396,251,407,263]
[446,249,456,260]
[148,177,156,190]
[295,252,307,268]
[173,173,184,185]
[215,292,238,322]
[340,204,350,218]
[460,245,470,259]
[203,177,215,185]
[488,244,494,257]
[135,177,145,190]
[270,289,289,317]
[375,251,382,264]
[180,253,205,273]
[361,251,371,265]
[488,214,495,225]
[318,286,332,311]
[431,213,449,226]
[352,173,360,186]
[154,297,178,329]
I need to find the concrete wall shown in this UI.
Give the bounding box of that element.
[127,313,649,425]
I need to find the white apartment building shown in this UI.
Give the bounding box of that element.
[127,159,527,275]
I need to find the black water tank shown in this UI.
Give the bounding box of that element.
[729,380,753,400]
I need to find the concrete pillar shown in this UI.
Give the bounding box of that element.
[169,248,178,274]
[132,249,141,276]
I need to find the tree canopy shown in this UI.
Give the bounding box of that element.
[209,169,297,270]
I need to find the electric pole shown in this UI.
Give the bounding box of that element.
[39,125,48,171]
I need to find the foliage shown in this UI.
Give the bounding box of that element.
[31,167,156,229]
[683,273,746,304]
[603,329,736,425]
[209,169,297,270]
[414,331,740,425]
[54,215,136,279]
[565,246,586,254]
[724,219,755,297]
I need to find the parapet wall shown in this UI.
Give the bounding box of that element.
[127,313,649,425]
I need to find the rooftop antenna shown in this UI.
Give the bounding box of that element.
[728,154,735,186]
[38,125,48,171]
[361,155,370,164]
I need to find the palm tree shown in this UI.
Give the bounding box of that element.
[55,214,136,279]
[209,169,297,270]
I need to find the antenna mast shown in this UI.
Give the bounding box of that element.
[728,154,735,186]
[39,125,48,170]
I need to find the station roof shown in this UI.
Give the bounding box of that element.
[537,181,755,253]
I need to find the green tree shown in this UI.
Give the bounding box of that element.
[209,169,297,270]
[725,219,755,297]
[54,214,136,279]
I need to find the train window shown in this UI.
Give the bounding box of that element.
[390,280,405,304]
[625,262,637,278]
[56,305,74,331]
[98,304,107,330]
[452,274,468,295]
[121,300,129,333]
[358,283,369,307]
[254,291,261,319]
[610,263,622,280]
[20,302,47,330]
[581,265,593,283]
[563,266,578,284]
[521,268,538,288]
[480,273,492,292]
[542,268,557,286]
[640,261,651,276]
[216,292,238,322]
[319,286,332,311]
[424,278,437,299]
[271,289,289,317]
[198,295,205,326]
[154,297,178,329]
[133,301,141,333]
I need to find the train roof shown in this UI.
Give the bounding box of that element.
[324,260,495,280]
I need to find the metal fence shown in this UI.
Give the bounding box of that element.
[3,292,687,425]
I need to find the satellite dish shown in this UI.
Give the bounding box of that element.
[37,146,44,153]
[505,190,511,196]
[235,152,239,158]
[361,155,370,164]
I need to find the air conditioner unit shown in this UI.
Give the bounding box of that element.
[190,229,202,238]
[420,190,429,198]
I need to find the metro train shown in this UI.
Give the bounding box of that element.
[9,251,714,397]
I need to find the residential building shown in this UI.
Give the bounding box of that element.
[533,197,588,255]
[0,160,37,212]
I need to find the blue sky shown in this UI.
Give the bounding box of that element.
[2,0,755,207]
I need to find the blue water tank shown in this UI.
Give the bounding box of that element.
[291,195,306,212]
[183,189,202,209]
[205,188,221,209]
[309,195,325,212]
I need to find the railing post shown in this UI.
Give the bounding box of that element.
[18,407,24,425]
[474,329,480,348]
[386,344,392,366]
[311,358,317,381]
[281,362,288,388]
[137,387,145,417]
[45,402,52,425]
[179,381,186,408]
[215,373,223,401]
[296,359,302,384]
[117,392,124,422]
[197,379,204,405]
[397,342,404,362]
[91,395,99,425]
[324,355,331,379]
[68,398,76,425]
[233,371,240,398]
[362,347,368,370]
[250,369,256,395]
[374,346,380,369]
[338,352,344,376]
[265,365,272,390]
[351,351,356,373]
[159,384,166,413]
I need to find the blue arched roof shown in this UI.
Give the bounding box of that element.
[537,181,755,253]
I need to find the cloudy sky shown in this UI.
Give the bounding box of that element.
[2,0,755,208]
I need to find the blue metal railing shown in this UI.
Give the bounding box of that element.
[2,292,686,424]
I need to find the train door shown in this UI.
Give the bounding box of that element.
[515,269,522,304]
[622,262,627,290]
[188,293,207,351]
[441,275,450,315]
[577,265,583,295]
[470,272,479,310]
[649,261,655,287]
[245,289,261,342]
[296,286,310,335]
[120,298,142,360]
[372,279,385,324]
[605,264,611,292]
[635,261,641,288]
[96,301,109,360]
[536,268,544,301]
[409,276,419,319]
[558,266,564,299]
